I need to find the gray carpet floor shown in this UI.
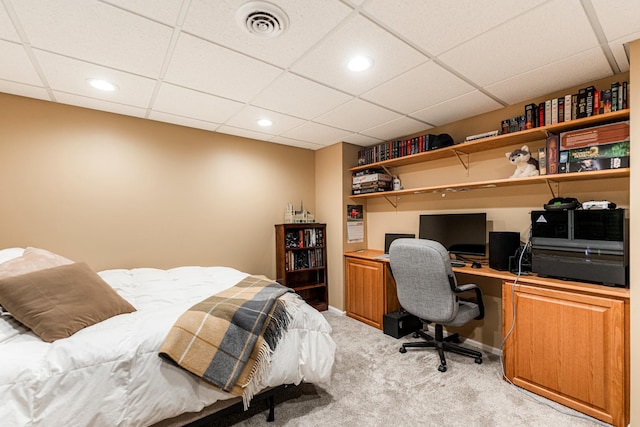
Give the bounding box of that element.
[216,311,607,427]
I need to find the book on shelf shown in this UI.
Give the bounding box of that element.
[551,98,558,124]
[576,88,587,118]
[565,140,630,163]
[564,94,572,122]
[611,82,619,112]
[538,102,545,128]
[559,121,629,151]
[546,133,560,175]
[538,147,547,175]
[524,103,535,129]
[352,172,392,184]
[557,97,565,123]
[559,154,629,173]
[544,100,552,126]
[465,130,499,141]
[586,86,596,117]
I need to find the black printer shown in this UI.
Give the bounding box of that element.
[530,209,628,287]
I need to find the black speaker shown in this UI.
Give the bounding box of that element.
[383,310,422,339]
[489,231,521,271]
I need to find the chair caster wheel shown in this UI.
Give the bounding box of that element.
[412,332,420,338]
[438,365,447,372]
[399,347,407,354]
[475,357,483,364]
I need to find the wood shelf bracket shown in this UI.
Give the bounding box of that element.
[544,178,560,198]
[383,194,398,209]
[452,150,470,175]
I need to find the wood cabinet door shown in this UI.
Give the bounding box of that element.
[502,282,626,427]
[345,257,384,329]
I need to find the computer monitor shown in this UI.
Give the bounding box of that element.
[384,233,416,254]
[418,213,487,256]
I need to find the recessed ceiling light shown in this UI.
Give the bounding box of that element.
[88,79,118,92]
[257,118,273,127]
[347,55,373,72]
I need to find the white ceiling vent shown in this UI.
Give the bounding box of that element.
[236,1,289,38]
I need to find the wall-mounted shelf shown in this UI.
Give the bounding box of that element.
[350,109,629,173]
[350,168,630,200]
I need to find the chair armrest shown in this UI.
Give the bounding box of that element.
[454,283,485,320]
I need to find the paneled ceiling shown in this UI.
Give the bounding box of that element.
[1,0,639,150]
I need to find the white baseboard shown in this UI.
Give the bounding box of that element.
[327,305,346,315]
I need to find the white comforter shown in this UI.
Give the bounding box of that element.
[0,266,335,427]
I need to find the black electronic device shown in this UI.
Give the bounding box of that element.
[531,209,628,286]
[489,231,520,271]
[418,213,487,257]
[429,133,454,150]
[383,310,422,339]
[509,245,532,274]
[544,197,581,210]
[471,262,482,269]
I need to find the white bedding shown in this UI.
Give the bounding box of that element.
[0,265,336,427]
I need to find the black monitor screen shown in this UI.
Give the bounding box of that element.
[418,213,487,256]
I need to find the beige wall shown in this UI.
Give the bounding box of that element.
[0,93,316,276]
[315,143,345,310]
[629,39,639,427]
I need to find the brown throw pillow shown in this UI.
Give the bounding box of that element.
[0,262,136,342]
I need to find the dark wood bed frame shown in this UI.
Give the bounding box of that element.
[152,384,296,427]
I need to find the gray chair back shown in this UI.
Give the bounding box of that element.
[389,239,458,323]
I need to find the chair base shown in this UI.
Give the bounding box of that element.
[399,324,482,372]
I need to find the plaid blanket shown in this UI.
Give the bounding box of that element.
[159,275,293,405]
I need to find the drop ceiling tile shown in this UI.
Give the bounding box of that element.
[439,0,600,87]
[53,92,147,118]
[281,122,353,146]
[314,99,401,132]
[0,40,41,86]
[34,50,157,108]
[361,61,475,114]
[485,47,613,105]
[182,0,352,68]
[0,80,49,101]
[11,0,172,77]
[360,116,431,141]
[148,111,221,133]
[251,73,352,120]
[609,32,640,72]
[410,91,503,127]
[0,5,20,42]
[153,83,244,124]
[225,105,307,135]
[164,33,283,103]
[101,0,184,26]
[362,0,547,56]
[270,135,324,150]
[591,0,640,41]
[342,133,385,146]
[291,14,427,95]
[216,125,274,142]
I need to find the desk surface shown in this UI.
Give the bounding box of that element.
[344,249,629,300]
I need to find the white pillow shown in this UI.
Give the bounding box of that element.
[0,315,28,343]
[0,249,27,340]
[0,249,26,319]
[0,248,25,265]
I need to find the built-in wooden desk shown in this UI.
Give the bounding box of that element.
[344,249,630,427]
[343,250,400,329]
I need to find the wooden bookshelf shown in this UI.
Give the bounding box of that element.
[275,223,328,311]
[350,109,629,172]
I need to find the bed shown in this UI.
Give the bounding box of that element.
[0,247,335,426]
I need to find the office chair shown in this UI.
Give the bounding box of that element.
[389,238,484,372]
